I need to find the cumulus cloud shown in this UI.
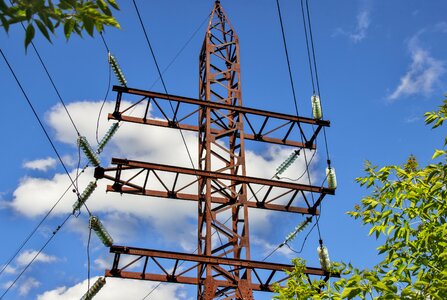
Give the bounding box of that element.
[36,276,187,300]
[1,265,17,275]
[435,21,447,33]
[251,235,295,260]
[334,7,371,43]
[388,34,445,101]
[10,100,320,249]
[18,277,40,296]
[23,157,57,171]
[16,250,58,266]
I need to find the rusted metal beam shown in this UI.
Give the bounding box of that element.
[111,85,329,127]
[109,246,323,273]
[96,158,335,195]
[105,246,336,293]
[104,185,319,215]
[108,114,312,148]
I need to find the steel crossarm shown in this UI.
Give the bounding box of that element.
[94,158,334,215]
[105,245,333,293]
[109,86,329,149]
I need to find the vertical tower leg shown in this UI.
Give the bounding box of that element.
[198,2,253,299]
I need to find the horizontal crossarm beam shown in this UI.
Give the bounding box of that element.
[104,185,318,214]
[97,158,335,194]
[110,86,330,149]
[105,246,335,292]
[94,158,333,215]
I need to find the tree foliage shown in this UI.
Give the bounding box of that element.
[0,0,120,48]
[274,99,447,299]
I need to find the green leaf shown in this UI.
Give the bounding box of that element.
[432,149,446,160]
[0,15,9,32]
[97,0,112,16]
[82,16,94,36]
[341,287,361,299]
[24,23,35,49]
[34,19,51,42]
[107,0,120,10]
[63,18,75,40]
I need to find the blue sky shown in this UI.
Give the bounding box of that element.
[1,0,446,299]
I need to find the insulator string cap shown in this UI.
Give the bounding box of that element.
[326,167,337,189]
[72,181,97,212]
[317,244,331,272]
[311,94,322,120]
[97,122,119,154]
[78,136,100,167]
[281,217,312,246]
[275,149,300,178]
[89,216,114,247]
[108,52,127,87]
[80,277,106,300]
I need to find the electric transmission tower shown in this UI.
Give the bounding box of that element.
[94,1,334,299]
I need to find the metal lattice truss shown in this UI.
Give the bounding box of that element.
[110,87,329,150]
[106,246,330,296]
[98,2,335,299]
[94,159,334,215]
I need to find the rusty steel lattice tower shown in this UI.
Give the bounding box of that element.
[198,2,251,299]
[94,1,334,299]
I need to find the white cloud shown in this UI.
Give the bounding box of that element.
[1,265,17,275]
[18,277,40,296]
[251,235,295,260]
[388,34,445,101]
[334,8,370,43]
[435,21,447,33]
[23,157,57,171]
[37,276,187,300]
[16,250,58,266]
[9,100,321,258]
[350,10,370,43]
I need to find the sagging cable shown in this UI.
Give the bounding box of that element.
[89,216,114,247]
[80,277,106,300]
[108,52,127,87]
[97,122,119,154]
[317,240,331,272]
[78,136,100,167]
[326,166,337,189]
[275,149,301,178]
[280,217,312,247]
[311,94,322,119]
[73,181,97,213]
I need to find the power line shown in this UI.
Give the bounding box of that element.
[0,171,76,278]
[302,0,332,165]
[0,213,72,299]
[7,0,81,137]
[132,0,197,172]
[274,0,323,243]
[21,28,81,136]
[299,0,316,94]
[131,5,243,296]
[275,0,301,118]
[96,55,112,145]
[0,47,98,292]
[0,48,79,193]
